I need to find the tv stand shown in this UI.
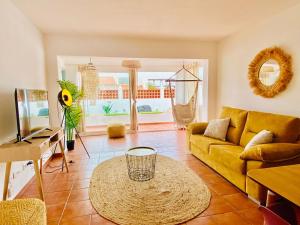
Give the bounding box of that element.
[32,135,51,139]
[0,127,68,201]
[15,139,32,144]
[16,128,54,143]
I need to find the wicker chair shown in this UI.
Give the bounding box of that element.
[0,198,46,225]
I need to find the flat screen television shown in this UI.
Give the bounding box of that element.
[15,88,50,142]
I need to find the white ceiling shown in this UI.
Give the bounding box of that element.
[12,0,300,41]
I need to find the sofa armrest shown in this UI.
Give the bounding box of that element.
[240,143,300,162]
[187,122,208,135]
[186,122,208,150]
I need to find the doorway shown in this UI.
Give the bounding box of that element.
[58,57,208,134]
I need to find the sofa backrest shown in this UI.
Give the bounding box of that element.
[219,106,248,144]
[240,111,300,147]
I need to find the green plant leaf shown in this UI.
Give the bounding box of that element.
[57,80,83,102]
[102,102,113,115]
[58,80,83,141]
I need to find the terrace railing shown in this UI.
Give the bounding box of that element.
[96,89,175,100]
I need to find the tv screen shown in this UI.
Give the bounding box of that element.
[15,89,50,141]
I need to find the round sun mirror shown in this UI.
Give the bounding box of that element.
[248,47,292,98]
[258,59,280,86]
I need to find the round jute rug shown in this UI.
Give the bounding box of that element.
[89,155,211,225]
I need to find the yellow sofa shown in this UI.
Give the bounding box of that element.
[187,106,300,204]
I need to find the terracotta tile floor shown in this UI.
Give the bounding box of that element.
[16,130,264,225]
[86,122,176,133]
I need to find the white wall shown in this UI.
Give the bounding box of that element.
[0,0,46,199]
[217,3,300,117]
[44,35,218,126]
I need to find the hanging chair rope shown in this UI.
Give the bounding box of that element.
[148,64,201,128]
[166,65,200,82]
[168,80,199,128]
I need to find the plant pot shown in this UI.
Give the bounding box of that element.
[67,140,75,151]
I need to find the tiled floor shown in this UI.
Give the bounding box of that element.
[16,130,264,225]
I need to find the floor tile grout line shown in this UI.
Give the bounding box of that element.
[57,179,75,225]
[88,214,92,225]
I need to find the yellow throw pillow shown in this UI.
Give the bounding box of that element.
[244,130,273,151]
[204,118,230,141]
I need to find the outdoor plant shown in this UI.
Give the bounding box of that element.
[147,83,158,90]
[57,80,83,150]
[102,102,113,115]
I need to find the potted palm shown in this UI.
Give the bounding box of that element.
[58,80,83,151]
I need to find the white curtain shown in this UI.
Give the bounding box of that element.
[175,62,200,122]
[129,68,138,131]
[122,60,141,132]
[186,62,200,122]
[185,62,200,102]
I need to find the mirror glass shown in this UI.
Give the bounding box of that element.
[258,59,280,86]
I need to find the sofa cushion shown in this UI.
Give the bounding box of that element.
[241,143,300,162]
[187,122,208,135]
[244,130,273,150]
[190,135,232,153]
[220,106,248,145]
[210,145,246,174]
[204,118,230,141]
[240,111,300,147]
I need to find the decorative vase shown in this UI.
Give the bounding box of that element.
[67,140,75,151]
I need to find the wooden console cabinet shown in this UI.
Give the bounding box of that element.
[0,127,68,201]
[248,165,300,225]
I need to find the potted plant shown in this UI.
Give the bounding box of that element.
[58,80,83,151]
[102,102,113,115]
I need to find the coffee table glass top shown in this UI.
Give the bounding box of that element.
[126,147,156,156]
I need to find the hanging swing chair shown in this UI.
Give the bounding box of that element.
[166,65,201,128]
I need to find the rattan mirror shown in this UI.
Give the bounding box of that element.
[248,47,292,98]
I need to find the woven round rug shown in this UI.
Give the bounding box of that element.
[89,155,211,225]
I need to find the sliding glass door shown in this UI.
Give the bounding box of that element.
[84,72,130,132]
[83,69,204,132]
[137,72,175,131]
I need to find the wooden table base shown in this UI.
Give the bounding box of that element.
[1,128,69,201]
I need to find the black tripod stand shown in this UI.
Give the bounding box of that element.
[61,107,90,158]
[54,88,90,172]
